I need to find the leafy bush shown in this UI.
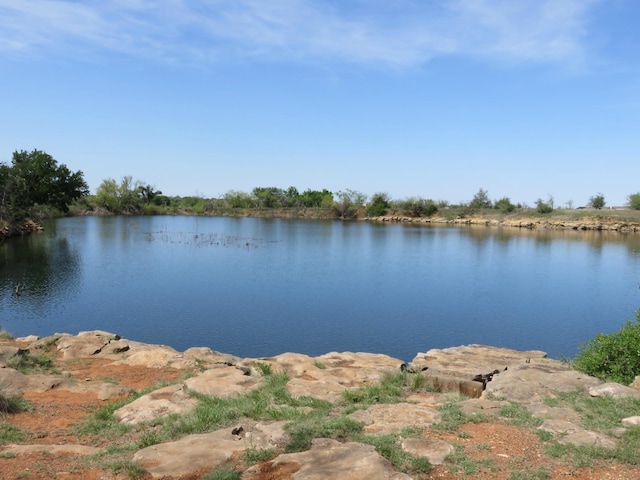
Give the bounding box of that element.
[494,197,515,213]
[573,312,640,384]
[628,192,640,210]
[535,198,553,214]
[365,192,390,217]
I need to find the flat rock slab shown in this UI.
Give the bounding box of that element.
[134,427,274,478]
[184,365,262,397]
[410,345,603,404]
[115,384,198,424]
[241,351,405,402]
[349,403,441,434]
[538,419,617,449]
[401,438,454,465]
[243,438,412,480]
[2,444,101,456]
[589,383,640,398]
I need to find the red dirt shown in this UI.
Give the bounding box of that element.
[1,340,639,480]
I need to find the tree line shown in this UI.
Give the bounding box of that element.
[2,149,640,227]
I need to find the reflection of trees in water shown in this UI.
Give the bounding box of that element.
[0,232,81,319]
[454,225,640,254]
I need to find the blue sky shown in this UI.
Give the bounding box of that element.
[1,0,638,207]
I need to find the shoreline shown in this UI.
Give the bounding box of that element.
[365,214,640,233]
[2,211,640,243]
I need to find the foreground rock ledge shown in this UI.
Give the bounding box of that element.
[2,330,640,479]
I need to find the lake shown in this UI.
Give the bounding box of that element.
[1,216,639,362]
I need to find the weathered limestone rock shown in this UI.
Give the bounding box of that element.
[114,384,197,424]
[184,365,262,397]
[538,419,617,448]
[409,344,547,379]
[183,346,241,368]
[622,416,640,427]
[243,438,412,480]
[56,330,128,360]
[401,438,454,465]
[349,403,441,434]
[589,383,640,398]
[0,346,19,367]
[1,444,101,456]
[134,426,274,479]
[0,365,133,400]
[409,344,600,403]
[240,351,405,402]
[458,398,510,418]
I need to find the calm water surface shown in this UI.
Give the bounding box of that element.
[1,216,639,362]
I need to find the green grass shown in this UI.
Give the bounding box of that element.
[356,433,432,473]
[432,402,487,432]
[0,422,28,444]
[541,389,640,467]
[6,352,57,374]
[252,361,273,376]
[508,467,552,480]
[499,402,543,428]
[0,329,14,340]
[244,447,277,465]
[203,466,241,480]
[0,390,32,415]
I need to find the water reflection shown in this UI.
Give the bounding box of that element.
[0,216,638,362]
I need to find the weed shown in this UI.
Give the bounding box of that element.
[285,416,364,452]
[313,360,327,369]
[0,390,32,414]
[433,402,465,431]
[244,447,277,465]
[203,466,241,480]
[0,330,14,340]
[445,448,479,475]
[357,433,431,473]
[341,370,405,406]
[253,361,272,376]
[0,422,27,444]
[499,402,542,428]
[508,467,552,480]
[101,459,146,479]
[6,352,57,374]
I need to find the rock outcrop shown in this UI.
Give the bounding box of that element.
[3,331,640,479]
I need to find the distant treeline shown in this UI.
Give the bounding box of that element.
[3,150,640,229]
[80,178,556,219]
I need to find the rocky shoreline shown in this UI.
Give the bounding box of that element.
[2,331,640,479]
[367,215,640,233]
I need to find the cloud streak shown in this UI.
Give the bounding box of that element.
[0,0,602,68]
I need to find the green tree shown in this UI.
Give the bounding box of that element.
[138,184,162,204]
[588,193,606,210]
[365,192,391,217]
[494,197,515,213]
[334,189,366,219]
[396,197,438,217]
[627,192,640,210]
[95,176,143,213]
[470,188,492,209]
[535,198,553,214]
[300,189,333,208]
[224,190,255,209]
[0,149,88,222]
[252,187,285,209]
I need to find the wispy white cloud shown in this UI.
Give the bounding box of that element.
[0,0,603,67]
